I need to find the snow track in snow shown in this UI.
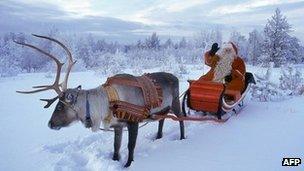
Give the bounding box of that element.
[42,120,187,170]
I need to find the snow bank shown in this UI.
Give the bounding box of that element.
[0,67,303,171]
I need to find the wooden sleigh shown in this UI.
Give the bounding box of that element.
[181,72,256,120]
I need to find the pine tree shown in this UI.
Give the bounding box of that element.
[178,37,187,49]
[263,8,291,67]
[136,40,144,49]
[287,36,303,63]
[163,38,173,49]
[145,32,160,50]
[0,33,22,77]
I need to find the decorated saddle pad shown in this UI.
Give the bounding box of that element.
[104,73,163,122]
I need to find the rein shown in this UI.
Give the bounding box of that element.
[151,113,229,123]
[99,122,150,132]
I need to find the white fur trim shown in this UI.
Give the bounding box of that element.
[213,44,236,82]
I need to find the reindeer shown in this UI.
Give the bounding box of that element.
[15,35,185,167]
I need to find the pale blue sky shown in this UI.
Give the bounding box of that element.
[1,0,304,41]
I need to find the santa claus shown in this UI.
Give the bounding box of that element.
[199,42,246,93]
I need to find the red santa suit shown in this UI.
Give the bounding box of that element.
[199,42,246,93]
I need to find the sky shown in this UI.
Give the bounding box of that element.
[1,0,304,42]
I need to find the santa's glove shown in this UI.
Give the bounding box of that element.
[225,74,232,83]
[209,43,220,56]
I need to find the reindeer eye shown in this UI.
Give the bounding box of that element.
[56,103,63,111]
[65,93,74,103]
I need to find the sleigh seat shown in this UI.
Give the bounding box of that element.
[188,80,225,113]
[187,80,244,112]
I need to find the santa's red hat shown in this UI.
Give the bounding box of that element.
[228,42,238,55]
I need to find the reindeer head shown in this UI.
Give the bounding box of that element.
[15,34,81,130]
[48,86,84,130]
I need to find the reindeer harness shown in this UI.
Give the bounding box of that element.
[102,74,163,123]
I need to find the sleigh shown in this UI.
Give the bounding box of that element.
[181,72,256,120]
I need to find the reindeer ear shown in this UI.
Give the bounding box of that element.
[76,85,82,90]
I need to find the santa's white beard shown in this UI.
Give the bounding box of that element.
[213,48,235,83]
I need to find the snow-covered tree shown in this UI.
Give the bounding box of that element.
[96,39,107,52]
[75,37,94,68]
[1,24,302,79]
[145,32,160,50]
[300,46,304,63]
[286,36,304,64]
[251,64,286,102]
[279,66,304,95]
[248,29,264,65]
[178,37,187,49]
[213,29,223,46]
[251,62,304,101]
[136,40,144,49]
[163,38,174,49]
[262,8,300,67]
[94,50,127,77]
[161,54,180,75]
[194,29,222,50]
[0,33,24,76]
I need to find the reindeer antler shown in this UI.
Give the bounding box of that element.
[31,34,76,91]
[14,34,76,108]
[14,40,64,94]
[40,96,59,108]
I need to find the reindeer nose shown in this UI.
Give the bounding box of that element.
[48,120,61,130]
[48,121,53,128]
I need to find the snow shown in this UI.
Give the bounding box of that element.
[0,66,303,171]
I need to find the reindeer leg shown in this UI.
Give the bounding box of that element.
[154,106,170,139]
[113,126,123,161]
[156,119,165,139]
[179,121,185,140]
[124,122,139,168]
[172,98,185,140]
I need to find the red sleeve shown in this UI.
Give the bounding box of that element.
[204,51,219,67]
[204,51,212,67]
[232,57,246,80]
[237,57,246,75]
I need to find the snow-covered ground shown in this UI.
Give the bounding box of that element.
[0,66,303,171]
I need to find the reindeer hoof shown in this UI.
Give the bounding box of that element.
[180,136,186,140]
[112,154,120,161]
[156,133,163,139]
[124,160,133,167]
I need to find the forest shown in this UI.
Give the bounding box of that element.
[1,8,303,78]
